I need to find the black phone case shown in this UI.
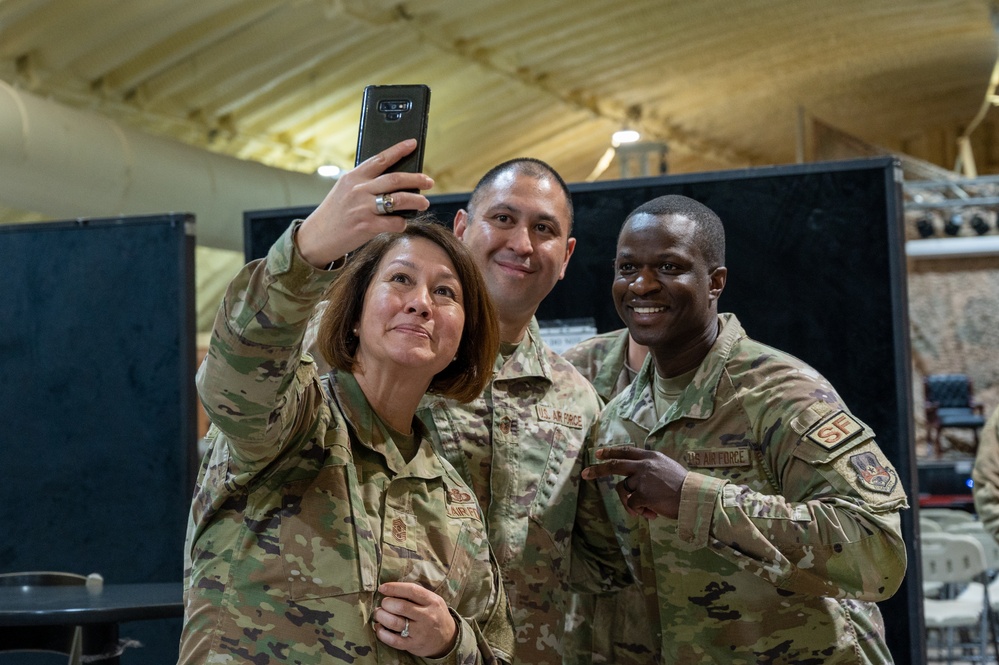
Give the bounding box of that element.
[355,84,431,172]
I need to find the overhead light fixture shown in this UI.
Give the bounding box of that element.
[970,212,991,235]
[612,130,640,147]
[915,214,935,238]
[944,213,963,237]
[317,164,342,178]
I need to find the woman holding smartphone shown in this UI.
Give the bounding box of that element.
[180,140,512,664]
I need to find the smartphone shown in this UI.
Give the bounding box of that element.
[355,84,431,174]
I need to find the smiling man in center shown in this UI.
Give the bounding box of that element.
[582,193,908,664]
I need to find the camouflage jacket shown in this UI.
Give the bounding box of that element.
[181,223,513,665]
[973,405,999,541]
[594,313,909,664]
[419,320,625,664]
[560,328,631,403]
[561,328,660,665]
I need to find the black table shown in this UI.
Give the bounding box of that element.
[0,582,183,663]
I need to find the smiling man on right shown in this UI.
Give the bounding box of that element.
[581,194,909,664]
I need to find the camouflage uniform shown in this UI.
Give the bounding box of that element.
[593,313,908,664]
[561,328,632,405]
[972,406,999,541]
[561,329,659,665]
[181,223,513,665]
[419,322,624,665]
[303,300,332,375]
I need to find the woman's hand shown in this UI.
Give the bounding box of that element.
[296,139,435,268]
[372,581,459,659]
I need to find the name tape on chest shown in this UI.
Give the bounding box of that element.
[685,446,752,468]
[804,410,864,450]
[535,404,585,429]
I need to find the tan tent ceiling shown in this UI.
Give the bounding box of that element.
[2,0,997,199]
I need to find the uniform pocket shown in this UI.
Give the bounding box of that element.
[280,464,367,600]
[528,427,578,556]
[433,520,491,612]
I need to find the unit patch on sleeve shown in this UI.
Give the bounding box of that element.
[804,410,864,450]
[848,451,898,494]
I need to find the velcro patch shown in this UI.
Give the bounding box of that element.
[536,404,584,429]
[849,451,898,494]
[392,517,407,543]
[448,487,475,504]
[446,487,481,521]
[805,411,864,450]
[446,504,482,521]
[685,447,752,468]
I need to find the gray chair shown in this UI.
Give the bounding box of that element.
[922,533,991,663]
[921,508,978,530]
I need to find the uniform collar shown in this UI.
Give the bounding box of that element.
[328,369,447,479]
[621,313,744,434]
[493,317,555,383]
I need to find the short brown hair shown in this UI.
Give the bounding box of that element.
[316,216,498,403]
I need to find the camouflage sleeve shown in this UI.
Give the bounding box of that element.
[561,340,596,378]
[676,398,908,602]
[973,406,999,543]
[422,612,485,665]
[196,221,338,466]
[302,299,333,376]
[569,423,635,594]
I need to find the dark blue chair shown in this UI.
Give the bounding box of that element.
[924,374,987,458]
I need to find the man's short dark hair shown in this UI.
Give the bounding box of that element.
[466,158,575,234]
[625,195,726,268]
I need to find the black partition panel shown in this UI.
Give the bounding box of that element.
[0,214,197,664]
[244,157,921,663]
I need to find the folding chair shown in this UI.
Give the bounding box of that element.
[922,508,977,530]
[922,533,991,663]
[950,522,999,654]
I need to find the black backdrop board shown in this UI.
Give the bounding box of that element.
[244,157,921,663]
[0,214,197,665]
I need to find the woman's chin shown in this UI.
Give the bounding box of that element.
[381,350,455,378]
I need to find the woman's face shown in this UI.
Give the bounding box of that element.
[355,236,465,379]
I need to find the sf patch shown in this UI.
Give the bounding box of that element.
[849,451,898,494]
[805,410,864,450]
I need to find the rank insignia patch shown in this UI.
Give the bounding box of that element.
[849,451,898,494]
[392,517,407,543]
